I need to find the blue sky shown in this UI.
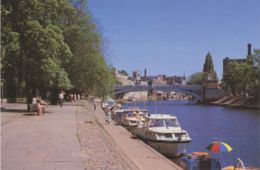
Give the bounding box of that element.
[87,0,260,79]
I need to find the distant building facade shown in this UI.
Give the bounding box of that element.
[223,43,253,75]
[132,70,141,84]
[116,68,189,100]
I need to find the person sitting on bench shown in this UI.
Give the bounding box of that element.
[36,97,48,116]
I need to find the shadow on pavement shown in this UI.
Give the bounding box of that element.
[1,107,28,113]
[23,113,36,116]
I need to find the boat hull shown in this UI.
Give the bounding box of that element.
[145,140,187,157]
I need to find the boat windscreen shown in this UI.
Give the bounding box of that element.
[150,119,180,128]
[127,112,134,117]
[150,119,164,127]
[139,112,146,116]
[165,119,180,128]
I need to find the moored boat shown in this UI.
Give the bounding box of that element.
[120,108,147,129]
[178,152,221,170]
[134,113,191,157]
[101,97,116,110]
[111,108,125,123]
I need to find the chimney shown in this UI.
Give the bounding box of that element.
[144,68,147,78]
[247,43,252,56]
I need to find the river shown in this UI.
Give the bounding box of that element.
[123,100,260,167]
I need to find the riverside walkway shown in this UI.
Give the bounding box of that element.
[1,103,84,170]
[1,101,182,170]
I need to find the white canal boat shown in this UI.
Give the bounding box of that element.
[134,113,191,157]
[120,108,147,127]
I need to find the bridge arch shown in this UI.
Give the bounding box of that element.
[114,85,203,101]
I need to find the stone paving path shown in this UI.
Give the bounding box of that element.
[1,101,182,170]
[76,104,137,170]
[1,103,84,170]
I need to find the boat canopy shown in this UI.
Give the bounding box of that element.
[149,118,180,128]
[145,114,177,120]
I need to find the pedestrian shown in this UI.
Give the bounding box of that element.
[36,99,44,116]
[39,97,48,114]
[105,108,112,124]
[69,93,73,101]
[73,93,76,101]
[36,97,47,116]
[94,101,96,111]
[59,91,65,107]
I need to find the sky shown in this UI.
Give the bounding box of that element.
[87,0,260,79]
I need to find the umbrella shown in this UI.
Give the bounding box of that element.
[206,141,232,153]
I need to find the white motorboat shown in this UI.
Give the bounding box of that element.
[134,113,191,157]
[111,108,125,123]
[119,108,147,127]
[101,97,116,110]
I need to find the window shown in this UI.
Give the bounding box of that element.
[150,119,164,127]
[149,119,180,128]
[165,119,180,128]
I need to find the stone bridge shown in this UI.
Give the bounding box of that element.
[114,84,203,101]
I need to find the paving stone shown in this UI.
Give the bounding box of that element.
[1,104,84,170]
[43,151,82,162]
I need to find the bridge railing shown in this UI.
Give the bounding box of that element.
[115,84,202,91]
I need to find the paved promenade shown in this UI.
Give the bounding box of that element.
[1,103,84,170]
[1,101,182,170]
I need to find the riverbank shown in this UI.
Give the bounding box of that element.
[87,101,183,170]
[118,96,260,110]
[210,96,260,110]
[77,102,137,169]
[1,101,182,170]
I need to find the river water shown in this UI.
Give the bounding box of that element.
[123,100,260,167]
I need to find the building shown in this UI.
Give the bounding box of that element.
[115,69,133,85]
[223,43,253,74]
[132,70,141,84]
[166,76,186,85]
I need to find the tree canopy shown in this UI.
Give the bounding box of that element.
[1,0,115,106]
[222,49,260,96]
[203,52,218,80]
[223,62,253,94]
[118,70,129,76]
[187,72,204,85]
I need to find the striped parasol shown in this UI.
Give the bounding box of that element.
[206,141,232,153]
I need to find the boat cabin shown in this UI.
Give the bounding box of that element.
[120,109,147,126]
[143,114,182,130]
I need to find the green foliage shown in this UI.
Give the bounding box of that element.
[118,70,129,76]
[187,72,204,85]
[203,52,218,80]
[252,49,260,87]
[223,62,253,94]
[1,0,116,103]
[223,49,260,96]
[254,49,260,66]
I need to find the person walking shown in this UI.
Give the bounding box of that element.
[105,109,112,124]
[93,101,96,111]
[58,91,65,107]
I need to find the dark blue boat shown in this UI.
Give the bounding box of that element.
[178,152,221,170]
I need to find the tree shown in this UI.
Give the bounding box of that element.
[118,70,129,76]
[203,52,218,80]
[1,0,116,109]
[62,1,115,97]
[253,49,260,84]
[223,61,253,95]
[252,49,260,99]
[187,72,204,85]
[1,0,74,108]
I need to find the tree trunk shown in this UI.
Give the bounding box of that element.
[26,79,32,112]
